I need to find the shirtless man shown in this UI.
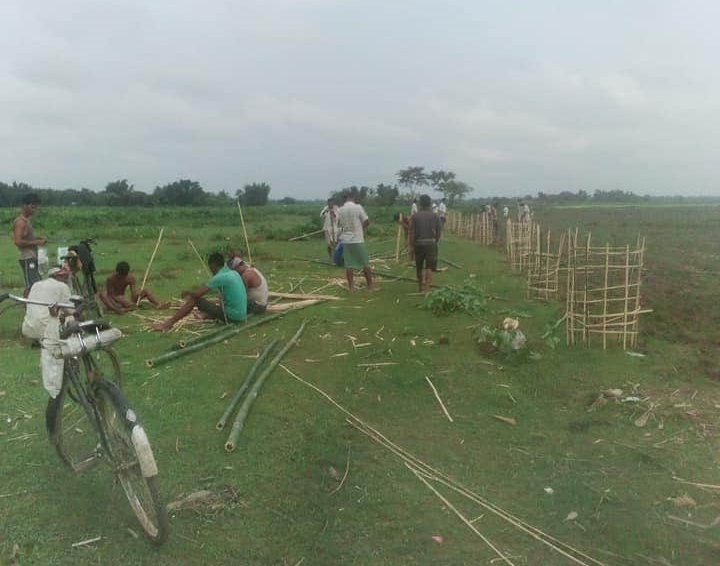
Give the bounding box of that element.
[13,193,47,296]
[99,261,167,314]
[228,251,269,314]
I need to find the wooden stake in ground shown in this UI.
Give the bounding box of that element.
[225,321,307,451]
[216,340,279,430]
[237,200,253,265]
[137,227,164,305]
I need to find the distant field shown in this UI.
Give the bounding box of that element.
[1,204,719,565]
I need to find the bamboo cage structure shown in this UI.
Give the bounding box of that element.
[505,220,536,272]
[565,231,648,349]
[445,210,496,245]
[526,226,566,301]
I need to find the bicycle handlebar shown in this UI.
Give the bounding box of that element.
[7,293,82,310]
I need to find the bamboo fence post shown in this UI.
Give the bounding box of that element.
[237,200,253,265]
[216,340,279,430]
[146,313,286,368]
[136,228,164,305]
[225,321,307,451]
[602,243,610,350]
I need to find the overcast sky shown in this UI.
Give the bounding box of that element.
[2,0,719,199]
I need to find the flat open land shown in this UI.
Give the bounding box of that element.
[1,204,718,565]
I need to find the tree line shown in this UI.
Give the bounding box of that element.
[0,180,273,207]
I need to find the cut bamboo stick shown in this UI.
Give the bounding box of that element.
[137,227,164,305]
[225,322,307,451]
[188,239,211,276]
[237,201,253,265]
[216,340,279,430]
[266,299,323,312]
[289,229,324,241]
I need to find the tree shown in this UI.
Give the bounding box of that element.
[428,170,456,193]
[437,180,473,205]
[153,179,207,206]
[373,183,399,206]
[237,182,271,206]
[396,166,428,197]
[104,179,136,206]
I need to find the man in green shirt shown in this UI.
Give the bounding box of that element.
[152,252,247,332]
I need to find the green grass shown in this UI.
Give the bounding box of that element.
[0,204,718,565]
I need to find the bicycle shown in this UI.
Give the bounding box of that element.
[0,292,169,545]
[64,238,105,320]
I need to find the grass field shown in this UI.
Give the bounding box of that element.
[1,204,719,565]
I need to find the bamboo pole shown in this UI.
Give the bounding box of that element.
[268,291,340,301]
[188,239,211,276]
[288,229,324,242]
[216,340,279,430]
[225,321,307,451]
[146,313,286,367]
[137,228,165,305]
[237,200,253,265]
[394,218,403,262]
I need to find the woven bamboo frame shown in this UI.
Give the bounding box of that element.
[445,210,497,245]
[526,226,565,301]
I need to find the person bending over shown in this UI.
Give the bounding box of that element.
[99,261,168,314]
[152,252,247,332]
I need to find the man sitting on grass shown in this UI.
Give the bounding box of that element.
[152,252,247,332]
[99,261,168,314]
[227,251,268,314]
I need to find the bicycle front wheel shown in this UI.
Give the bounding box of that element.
[95,380,168,545]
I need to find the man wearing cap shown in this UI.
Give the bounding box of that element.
[22,265,72,342]
[13,193,47,296]
[152,252,247,332]
[228,252,268,314]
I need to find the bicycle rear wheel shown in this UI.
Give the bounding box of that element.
[95,380,168,545]
[47,349,121,472]
[47,358,100,472]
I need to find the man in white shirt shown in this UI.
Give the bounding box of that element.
[22,265,72,341]
[438,199,447,224]
[338,190,374,291]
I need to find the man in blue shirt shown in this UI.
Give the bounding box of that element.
[152,252,247,332]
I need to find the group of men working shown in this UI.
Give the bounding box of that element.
[12,194,270,337]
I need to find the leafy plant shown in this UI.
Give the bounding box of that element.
[422,280,488,316]
[476,318,528,357]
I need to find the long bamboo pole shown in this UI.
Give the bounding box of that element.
[136,228,164,305]
[188,239,211,276]
[146,313,286,367]
[216,340,279,430]
[225,321,307,451]
[288,229,324,242]
[237,200,252,265]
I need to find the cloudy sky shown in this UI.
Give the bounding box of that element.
[2,0,719,199]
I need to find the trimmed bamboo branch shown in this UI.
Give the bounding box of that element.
[237,201,253,265]
[424,375,453,422]
[137,227,164,305]
[146,313,286,368]
[225,321,307,451]
[216,340,279,430]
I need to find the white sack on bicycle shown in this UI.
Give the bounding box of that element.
[41,318,64,398]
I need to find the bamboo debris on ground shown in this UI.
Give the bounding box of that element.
[424,376,453,422]
[438,257,463,269]
[328,445,351,495]
[136,227,164,305]
[216,340,279,430]
[270,278,307,305]
[146,313,286,368]
[280,366,611,566]
[288,229,325,241]
[237,201,253,265]
[225,322,307,451]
